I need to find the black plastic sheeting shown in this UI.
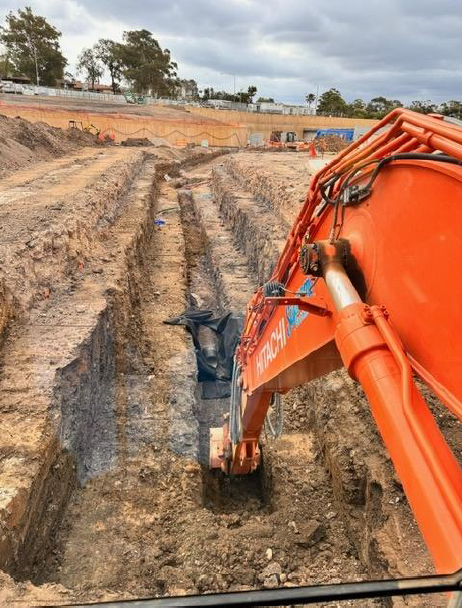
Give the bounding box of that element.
[164,308,243,399]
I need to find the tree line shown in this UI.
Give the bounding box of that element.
[0,7,259,100]
[75,31,178,96]
[0,7,179,96]
[200,86,257,104]
[308,88,462,120]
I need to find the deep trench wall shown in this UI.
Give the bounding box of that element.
[54,165,174,482]
[0,151,146,317]
[55,308,117,482]
[16,257,143,579]
[0,171,153,578]
[16,307,120,580]
[0,151,144,576]
[0,151,149,578]
[299,374,398,575]
[0,281,12,344]
[0,152,222,579]
[211,164,286,285]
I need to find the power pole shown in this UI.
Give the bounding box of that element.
[32,42,39,86]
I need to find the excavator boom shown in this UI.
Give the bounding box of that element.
[210,109,462,576]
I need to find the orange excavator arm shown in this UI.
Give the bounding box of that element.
[210,108,462,576]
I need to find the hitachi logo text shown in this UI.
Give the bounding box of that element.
[256,317,287,377]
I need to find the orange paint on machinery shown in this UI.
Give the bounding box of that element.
[210,109,462,576]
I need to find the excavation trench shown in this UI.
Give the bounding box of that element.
[172,155,447,606]
[171,162,382,605]
[30,154,228,593]
[0,148,223,600]
[177,177,266,514]
[19,153,374,603]
[0,149,448,606]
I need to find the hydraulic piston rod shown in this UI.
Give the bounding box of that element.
[317,240,462,574]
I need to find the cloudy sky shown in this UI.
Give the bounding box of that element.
[0,0,461,104]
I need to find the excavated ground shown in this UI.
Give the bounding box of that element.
[0,145,456,606]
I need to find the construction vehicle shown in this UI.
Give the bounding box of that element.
[268,130,316,152]
[68,120,101,137]
[123,91,148,105]
[209,108,462,605]
[268,130,297,149]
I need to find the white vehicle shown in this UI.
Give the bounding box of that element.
[22,85,39,96]
[0,81,24,94]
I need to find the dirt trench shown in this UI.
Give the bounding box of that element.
[0,148,451,606]
[0,146,218,604]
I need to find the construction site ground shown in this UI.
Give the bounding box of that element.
[0,94,379,149]
[0,93,226,120]
[0,118,458,606]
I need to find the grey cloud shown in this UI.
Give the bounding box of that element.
[1,0,461,104]
[171,36,304,79]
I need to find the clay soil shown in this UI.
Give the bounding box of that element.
[0,125,458,607]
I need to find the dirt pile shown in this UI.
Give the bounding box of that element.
[316,134,350,153]
[0,114,97,177]
[121,136,177,149]
[121,137,155,147]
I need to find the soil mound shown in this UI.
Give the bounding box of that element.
[121,136,173,148]
[316,134,349,153]
[121,137,154,147]
[0,114,96,177]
